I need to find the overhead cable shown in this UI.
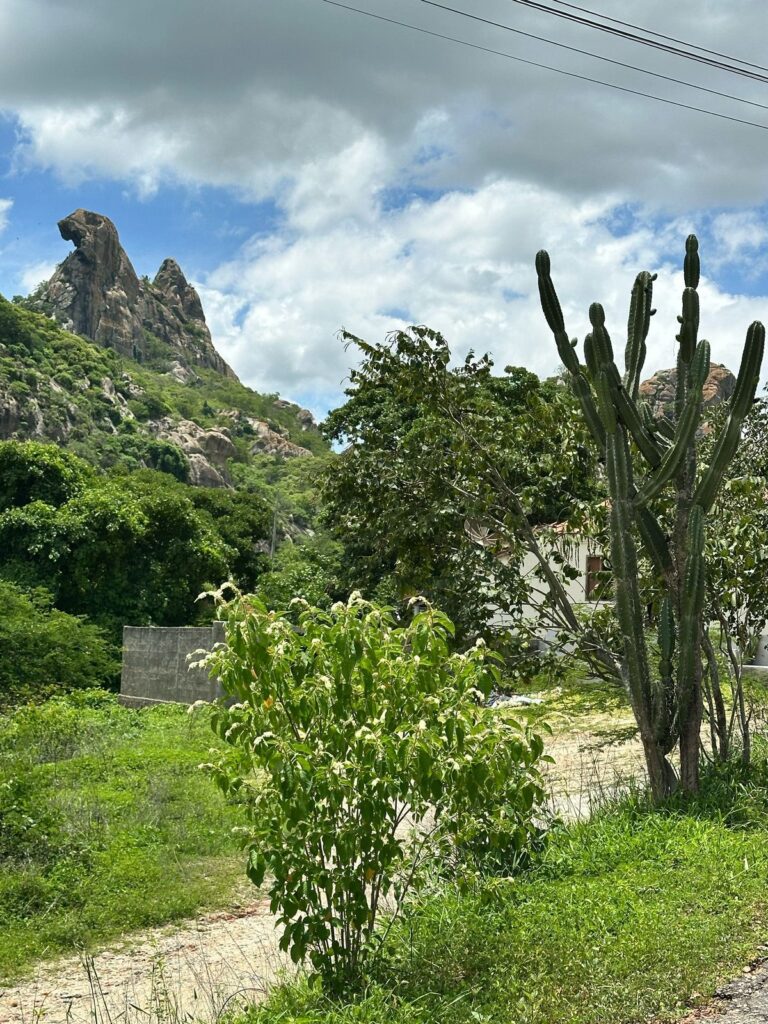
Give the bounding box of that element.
[408,0,768,114]
[490,0,768,86]
[547,0,768,76]
[316,0,768,134]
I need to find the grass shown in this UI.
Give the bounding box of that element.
[0,690,248,983]
[242,755,768,1024]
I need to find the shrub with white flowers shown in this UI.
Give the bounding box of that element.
[203,592,547,990]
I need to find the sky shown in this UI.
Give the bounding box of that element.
[1,0,768,417]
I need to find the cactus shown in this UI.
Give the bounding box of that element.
[535,236,764,799]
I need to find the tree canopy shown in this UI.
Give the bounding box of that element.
[323,327,601,640]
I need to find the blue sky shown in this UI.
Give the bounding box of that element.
[2,0,768,416]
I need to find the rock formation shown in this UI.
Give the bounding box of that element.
[218,410,313,458]
[148,417,238,488]
[33,209,235,378]
[639,362,736,421]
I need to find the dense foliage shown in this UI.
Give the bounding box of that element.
[205,594,547,988]
[0,582,117,707]
[323,328,600,641]
[0,443,267,638]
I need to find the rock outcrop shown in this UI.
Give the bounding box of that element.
[33,210,235,378]
[640,362,736,421]
[219,410,312,458]
[149,417,239,488]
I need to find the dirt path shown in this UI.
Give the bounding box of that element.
[0,901,288,1024]
[679,958,768,1023]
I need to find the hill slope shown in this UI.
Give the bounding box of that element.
[1,209,328,486]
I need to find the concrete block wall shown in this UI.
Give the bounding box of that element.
[119,623,226,707]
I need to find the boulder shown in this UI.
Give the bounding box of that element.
[219,409,313,458]
[0,391,21,437]
[250,420,312,458]
[148,417,238,487]
[166,360,198,385]
[639,362,736,421]
[187,453,229,488]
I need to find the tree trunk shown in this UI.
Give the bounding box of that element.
[678,637,703,793]
[639,733,677,802]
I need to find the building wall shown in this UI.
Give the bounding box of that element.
[489,536,607,635]
[119,623,225,707]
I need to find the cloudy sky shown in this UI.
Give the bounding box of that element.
[1,0,768,415]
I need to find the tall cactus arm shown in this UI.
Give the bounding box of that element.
[655,595,676,745]
[590,303,663,465]
[675,235,701,421]
[635,338,711,503]
[694,321,765,512]
[612,384,663,467]
[677,288,700,367]
[625,271,656,401]
[588,302,615,365]
[653,416,676,443]
[606,431,655,717]
[536,251,606,449]
[536,251,578,372]
[637,506,673,576]
[684,233,700,289]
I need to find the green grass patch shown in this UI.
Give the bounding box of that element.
[0,691,247,982]
[244,758,768,1024]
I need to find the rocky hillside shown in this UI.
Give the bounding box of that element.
[0,211,327,489]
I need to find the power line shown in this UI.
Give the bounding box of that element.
[491,0,768,86]
[407,0,768,115]
[547,0,768,76]
[316,0,768,134]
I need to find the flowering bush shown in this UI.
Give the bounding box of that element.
[203,592,548,989]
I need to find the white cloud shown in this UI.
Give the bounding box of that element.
[201,169,768,416]
[18,259,57,293]
[0,198,12,233]
[2,0,768,415]
[4,0,768,207]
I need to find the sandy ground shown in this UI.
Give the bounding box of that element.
[538,697,645,819]
[0,900,288,1024]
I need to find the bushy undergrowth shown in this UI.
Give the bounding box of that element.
[0,691,246,982]
[0,581,117,707]
[243,752,768,1024]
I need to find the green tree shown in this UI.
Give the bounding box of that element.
[0,470,231,635]
[255,535,345,609]
[0,581,117,707]
[0,441,93,511]
[323,329,600,642]
[702,398,768,763]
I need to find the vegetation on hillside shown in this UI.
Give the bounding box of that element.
[0,297,339,703]
[1,295,327,463]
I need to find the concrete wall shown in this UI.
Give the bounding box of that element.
[119,623,226,707]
